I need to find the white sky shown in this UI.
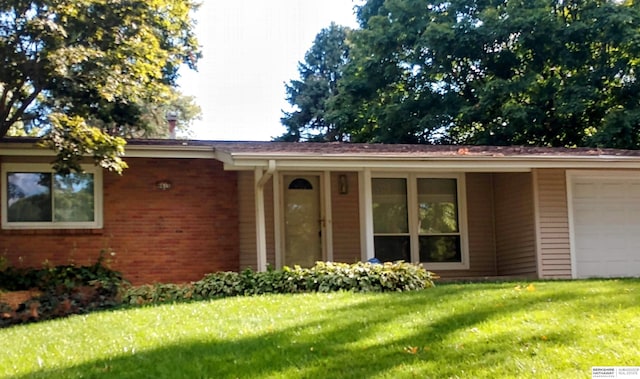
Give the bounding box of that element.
[177,1,361,141]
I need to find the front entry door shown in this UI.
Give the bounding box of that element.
[283,175,322,267]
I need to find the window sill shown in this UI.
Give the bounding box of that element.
[422,261,470,270]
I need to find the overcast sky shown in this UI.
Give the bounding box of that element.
[177,1,361,141]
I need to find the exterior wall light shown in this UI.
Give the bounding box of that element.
[339,174,348,194]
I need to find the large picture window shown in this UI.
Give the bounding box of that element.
[371,174,468,269]
[2,164,102,229]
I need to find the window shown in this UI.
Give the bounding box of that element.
[371,174,468,269]
[2,164,103,229]
[372,178,410,262]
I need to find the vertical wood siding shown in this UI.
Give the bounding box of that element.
[493,173,537,277]
[237,171,276,270]
[437,173,497,278]
[237,171,257,270]
[534,169,572,278]
[331,172,361,263]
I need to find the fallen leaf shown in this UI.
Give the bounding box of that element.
[405,346,419,354]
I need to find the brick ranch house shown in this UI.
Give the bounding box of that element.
[2,138,640,284]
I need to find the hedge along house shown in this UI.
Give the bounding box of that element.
[3,138,640,284]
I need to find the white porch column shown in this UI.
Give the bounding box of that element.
[360,168,375,261]
[254,160,276,272]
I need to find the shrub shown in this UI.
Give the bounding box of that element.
[124,283,194,305]
[0,252,128,327]
[123,261,437,305]
[0,252,126,295]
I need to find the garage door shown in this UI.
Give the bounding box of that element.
[570,173,640,278]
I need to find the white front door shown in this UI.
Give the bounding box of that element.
[283,175,323,267]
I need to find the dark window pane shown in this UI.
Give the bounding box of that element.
[7,173,52,222]
[54,173,95,222]
[419,236,461,263]
[418,178,458,233]
[372,178,408,233]
[374,236,410,262]
[288,178,313,190]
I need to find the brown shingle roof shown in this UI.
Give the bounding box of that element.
[3,137,640,158]
[206,141,640,157]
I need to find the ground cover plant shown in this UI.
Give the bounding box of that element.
[1,261,433,326]
[2,279,639,378]
[124,262,436,305]
[0,254,126,326]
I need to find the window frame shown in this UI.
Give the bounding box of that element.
[371,172,469,270]
[1,163,103,230]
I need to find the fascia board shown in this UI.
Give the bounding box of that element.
[219,155,640,172]
[0,144,52,156]
[1,143,216,159]
[122,145,215,159]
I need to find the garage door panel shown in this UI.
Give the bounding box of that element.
[570,174,640,278]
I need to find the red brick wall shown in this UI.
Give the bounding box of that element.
[1,158,239,285]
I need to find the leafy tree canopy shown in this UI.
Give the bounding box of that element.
[292,0,640,149]
[278,23,351,142]
[0,0,201,173]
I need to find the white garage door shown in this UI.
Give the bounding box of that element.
[570,173,640,278]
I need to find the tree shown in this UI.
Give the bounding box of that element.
[278,23,351,142]
[117,88,202,139]
[0,0,201,173]
[331,0,640,148]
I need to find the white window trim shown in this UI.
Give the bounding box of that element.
[370,172,470,270]
[2,163,103,229]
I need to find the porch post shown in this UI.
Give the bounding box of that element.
[360,168,375,261]
[254,160,276,272]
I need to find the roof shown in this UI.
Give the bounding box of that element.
[4,137,640,171]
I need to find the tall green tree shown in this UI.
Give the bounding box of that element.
[0,0,200,173]
[332,0,640,148]
[278,23,351,142]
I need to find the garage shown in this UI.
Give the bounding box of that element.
[568,172,640,278]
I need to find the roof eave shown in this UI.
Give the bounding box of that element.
[0,142,216,159]
[220,154,640,172]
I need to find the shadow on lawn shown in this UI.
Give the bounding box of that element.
[7,280,639,379]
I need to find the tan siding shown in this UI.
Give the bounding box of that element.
[237,172,276,270]
[331,172,361,263]
[238,172,257,270]
[534,169,572,278]
[438,173,497,278]
[493,173,537,277]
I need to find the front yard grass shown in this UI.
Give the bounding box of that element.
[2,279,639,378]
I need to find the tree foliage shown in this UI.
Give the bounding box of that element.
[298,0,640,148]
[278,23,351,142]
[0,0,201,173]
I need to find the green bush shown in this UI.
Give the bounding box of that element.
[0,253,128,327]
[0,252,126,295]
[124,283,193,305]
[123,262,437,305]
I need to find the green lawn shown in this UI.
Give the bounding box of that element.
[2,280,639,379]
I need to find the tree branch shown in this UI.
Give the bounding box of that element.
[6,86,42,127]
